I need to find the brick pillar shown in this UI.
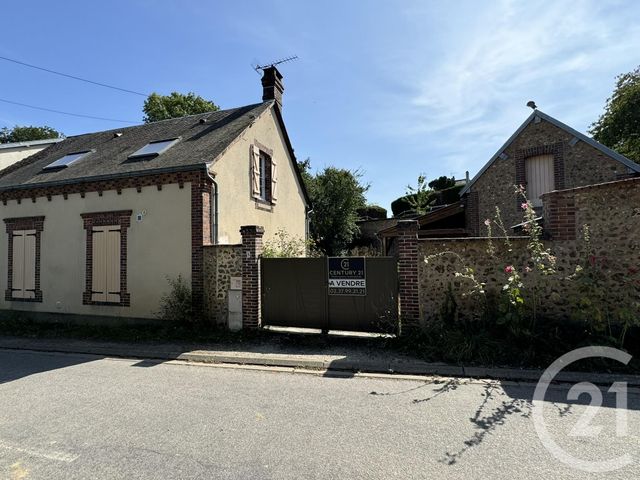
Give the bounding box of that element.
[464,191,480,236]
[240,225,264,329]
[397,220,420,334]
[191,171,212,321]
[542,191,576,240]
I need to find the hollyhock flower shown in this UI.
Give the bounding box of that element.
[484,219,491,226]
[521,202,529,210]
[504,265,514,274]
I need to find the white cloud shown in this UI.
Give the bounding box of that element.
[366,0,640,185]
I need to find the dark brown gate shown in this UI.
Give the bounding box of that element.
[261,257,398,333]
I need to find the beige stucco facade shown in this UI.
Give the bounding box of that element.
[210,108,307,244]
[0,183,192,319]
[0,104,308,322]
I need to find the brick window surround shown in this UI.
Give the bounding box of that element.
[515,142,565,210]
[81,210,132,306]
[4,216,45,302]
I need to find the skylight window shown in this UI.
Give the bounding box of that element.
[43,151,92,170]
[128,138,179,159]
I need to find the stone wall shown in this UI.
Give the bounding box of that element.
[468,116,636,235]
[417,178,640,324]
[203,244,242,325]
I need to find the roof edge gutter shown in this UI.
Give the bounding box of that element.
[0,164,208,193]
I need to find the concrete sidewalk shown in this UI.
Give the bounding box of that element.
[1,335,638,386]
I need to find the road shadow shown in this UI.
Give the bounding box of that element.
[439,382,533,465]
[0,349,103,385]
[128,328,403,380]
[441,380,640,465]
[369,376,640,466]
[0,326,406,382]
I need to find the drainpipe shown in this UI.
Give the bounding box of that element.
[206,171,218,244]
[305,206,313,254]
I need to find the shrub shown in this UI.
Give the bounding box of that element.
[356,204,387,220]
[157,275,194,324]
[262,229,320,258]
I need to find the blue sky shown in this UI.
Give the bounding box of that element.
[1,0,639,210]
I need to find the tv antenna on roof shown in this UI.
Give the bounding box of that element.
[252,55,298,74]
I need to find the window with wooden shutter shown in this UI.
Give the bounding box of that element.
[252,143,277,206]
[81,210,131,307]
[4,216,44,303]
[525,154,554,207]
[11,230,36,299]
[91,226,122,303]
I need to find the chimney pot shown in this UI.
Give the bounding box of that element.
[261,66,284,109]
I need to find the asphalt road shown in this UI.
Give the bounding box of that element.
[0,349,638,479]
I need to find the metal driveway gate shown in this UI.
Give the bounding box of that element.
[261,257,398,333]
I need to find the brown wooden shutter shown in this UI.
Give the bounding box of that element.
[271,158,278,204]
[251,145,261,199]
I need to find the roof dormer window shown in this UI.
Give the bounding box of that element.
[128,138,179,159]
[42,151,92,170]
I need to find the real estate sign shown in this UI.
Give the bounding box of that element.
[328,257,366,296]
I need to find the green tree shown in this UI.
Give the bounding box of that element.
[0,125,62,144]
[143,92,219,123]
[297,157,314,187]
[299,160,369,255]
[356,204,387,220]
[590,65,640,162]
[428,175,456,190]
[405,174,435,215]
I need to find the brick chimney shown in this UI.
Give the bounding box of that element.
[261,66,284,109]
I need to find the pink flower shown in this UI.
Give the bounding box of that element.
[484,219,491,226]
[521,202,529,210]
[504,265,514,274]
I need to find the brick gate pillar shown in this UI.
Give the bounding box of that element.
[397,220,420,333]
[240,225,264,329]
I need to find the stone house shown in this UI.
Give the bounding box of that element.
[0,66,309,322]
[379,108,640,252]
[460,108,640,235]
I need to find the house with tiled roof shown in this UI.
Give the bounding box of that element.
[0,66,309,321]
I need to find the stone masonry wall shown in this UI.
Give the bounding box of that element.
[418,178,640,324]
[203,244,242,325]
[468,116,636,236]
